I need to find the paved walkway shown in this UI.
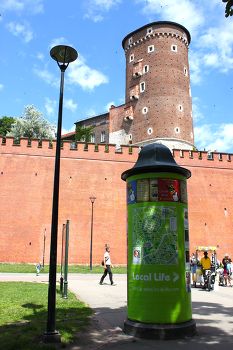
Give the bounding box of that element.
[0,273,233,349]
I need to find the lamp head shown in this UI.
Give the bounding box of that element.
[50,45,78,70]
[90,196,96,204]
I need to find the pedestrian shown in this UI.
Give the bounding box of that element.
[99,244,115,286]
[36,262,42,276]
[200,251,211,272]
[190,252,198,287]
[222,254,232,287]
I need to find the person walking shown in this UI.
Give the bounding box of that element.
[99,244,115,286]
[190,252,198,287]
[222,254,232,287]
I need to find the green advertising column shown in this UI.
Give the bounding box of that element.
[121,143,196,339]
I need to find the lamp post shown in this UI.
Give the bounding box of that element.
[42,228,46,269]
[89,196,96,270]
[44,45,78,343]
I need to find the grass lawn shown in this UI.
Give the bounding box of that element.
[0,282,92,350]
[0,263,127,274]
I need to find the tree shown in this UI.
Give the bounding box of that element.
[0,116,15,136]
[75,125,94,143]
[9,105,56,141]
[223,0,233,17]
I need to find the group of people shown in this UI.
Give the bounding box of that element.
[190,251,232,287]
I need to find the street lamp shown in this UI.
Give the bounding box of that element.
[42,228,46,268]
[89,196,96,270]
[44,45,78,343]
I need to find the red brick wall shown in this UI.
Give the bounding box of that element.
[0,137,232,264]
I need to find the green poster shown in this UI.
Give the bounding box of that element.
[127,173,192,324]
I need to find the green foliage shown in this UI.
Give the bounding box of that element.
[75,125,94,143]
[0,116,15,136]
[9,105,56,141]
[0,282,92,348]
[223,0,233,17]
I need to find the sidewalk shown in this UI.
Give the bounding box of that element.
[0,273,233,349]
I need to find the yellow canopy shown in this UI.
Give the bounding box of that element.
[195,246,217,252]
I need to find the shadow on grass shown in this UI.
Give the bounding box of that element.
[0,288,92,350]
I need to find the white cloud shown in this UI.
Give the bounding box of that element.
[62,125,76,135]
[0,0,24,12]
[192,97,204,122]
[85,108,97,118]
[198,21,233,73]
[67,56,108,90]
[189,50,202,85]
[6,21,33,42]
[45,98,56,117]
[35,53,108,91]
[36,52,44,61]
[64,99,78,112]
[49,37,69,50]
[0,84,4,91]
[194,123,233,152]
[33,67,59,88]
[0,0,44,14]
[84,0,121,22]
[203,53,219,67]
[136,0,204,34]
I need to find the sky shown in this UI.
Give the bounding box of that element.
[0,0,233,153]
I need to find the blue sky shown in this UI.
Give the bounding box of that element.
[0,0,233,153]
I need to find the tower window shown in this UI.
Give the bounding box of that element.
[147,127,153,135]
[184,67,188,76]
[171,44,177,52]
[143,65,149,74]
[148,45,154,53]
[142,107,148,114]
[178,104,183,112]
[129,54,134,62]
[174,127,180,134]
[128,37,133,45]
[129,134,132,141]
[147,27,153,35]
[100,131,106,143]
[140,82,145,93]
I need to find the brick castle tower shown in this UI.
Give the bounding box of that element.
[107,21,194,151]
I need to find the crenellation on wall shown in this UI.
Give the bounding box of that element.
[0,136,139,162]
[173,149,233,168]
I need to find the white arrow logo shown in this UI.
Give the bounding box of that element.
[173,272,179,282]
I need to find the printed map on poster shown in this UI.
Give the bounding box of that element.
[132,205,178,265]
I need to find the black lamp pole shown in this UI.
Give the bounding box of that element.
[89,196,96,270]
[44,45,78,343]
[42,228,46,268]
